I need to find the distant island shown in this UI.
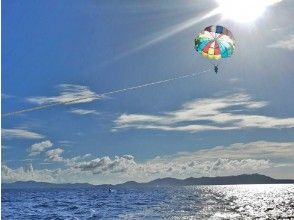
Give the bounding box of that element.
[2,174,294,189]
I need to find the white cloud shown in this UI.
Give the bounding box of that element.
[46,148,64,162]
[3,141,293,184]
[74,155,136,174]
[1,162,90,184]
[27,84,103,105]
[69,154,92,162]
[69,108,100,115]
[2,128,44,139]
[45,149,92,164]
[2,164,56,183]
[74,156,271,181]
[114,93,294,133]
[268,34,294,50]
[29,140,53,156]
[69,141,293,181]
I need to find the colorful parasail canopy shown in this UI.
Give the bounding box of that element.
[194,25,235,60]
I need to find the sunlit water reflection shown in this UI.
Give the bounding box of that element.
[2,184,294,219]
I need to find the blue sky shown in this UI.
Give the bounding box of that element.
[2,0,294,184]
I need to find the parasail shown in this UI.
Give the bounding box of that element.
[194,25,235,61]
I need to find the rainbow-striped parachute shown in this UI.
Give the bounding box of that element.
[194,25,235,60]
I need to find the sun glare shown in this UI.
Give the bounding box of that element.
[216,0,281,23]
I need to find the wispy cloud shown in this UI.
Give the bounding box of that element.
[114,93,294,133]
[27,84,103,105]
[58,140,74,147]
[2,93,14,99]
[29,140,53,156]
[268,34,294,50]
[2,128,44,139]
[1,145,11,150]
[69,108,100,115]
[170,141,294,162]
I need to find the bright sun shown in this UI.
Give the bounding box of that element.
[215,0,281,23]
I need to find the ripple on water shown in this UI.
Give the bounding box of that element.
[2,184,294,219]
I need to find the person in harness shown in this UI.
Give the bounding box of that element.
[214,64,218,74]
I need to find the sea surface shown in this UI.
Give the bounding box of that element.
[2,184,294,219]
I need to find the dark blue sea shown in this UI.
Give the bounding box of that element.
[2,184,294,219]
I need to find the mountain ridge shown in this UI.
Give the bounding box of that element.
[3,173,294,189]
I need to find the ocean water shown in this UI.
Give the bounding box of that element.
[2,184,294,219]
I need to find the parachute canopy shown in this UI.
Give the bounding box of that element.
[194,25,235,60]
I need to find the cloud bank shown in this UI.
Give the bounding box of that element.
[2,141,294,184]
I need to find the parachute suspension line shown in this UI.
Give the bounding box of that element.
[2,69,211,117]
[194,25,235,74]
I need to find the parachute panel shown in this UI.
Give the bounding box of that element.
[194,25,235,60]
